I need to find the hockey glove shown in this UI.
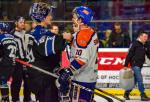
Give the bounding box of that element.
[58,68,73,94]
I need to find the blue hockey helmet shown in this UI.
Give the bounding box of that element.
[29,2,53,22]
[72,6,94,25]
[0,22,10,32]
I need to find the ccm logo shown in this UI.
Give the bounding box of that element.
[99,57,125,65]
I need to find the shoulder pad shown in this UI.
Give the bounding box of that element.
[76,28,94,48]
[0,33,13,41]
[4,33,14,38]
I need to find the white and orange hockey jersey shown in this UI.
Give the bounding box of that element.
[69,28,99,83]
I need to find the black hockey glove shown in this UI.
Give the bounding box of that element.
[58,68,73,94]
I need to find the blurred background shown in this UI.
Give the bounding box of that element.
[1,0,150,20]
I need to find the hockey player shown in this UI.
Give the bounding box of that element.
[0,22,16,101]
[58,6,99,102]
[11,16,32,102]
[28,2,72,102]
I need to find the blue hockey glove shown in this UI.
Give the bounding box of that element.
[58,68,73,94]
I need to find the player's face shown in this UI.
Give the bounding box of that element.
[72,13,79,27]
[45,15,53,25]
[17,21,25,30]
[73,24,79,32]
[51,26,59,34]
[32,22,37,29]
[72,13,82,31]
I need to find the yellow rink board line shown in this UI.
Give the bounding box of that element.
[94,89,150,97]
[1,88,150,97]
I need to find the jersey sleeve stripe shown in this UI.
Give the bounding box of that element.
[45,37,48,56]
[75,59,86,65]
[52,36,56,54]
[71,59,83,70]
[45,37,55,56]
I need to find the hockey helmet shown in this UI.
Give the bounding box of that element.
[29,2,53,22]
[72,6,93,25]
[0,22,10,32]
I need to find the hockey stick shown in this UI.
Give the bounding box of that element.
[15,58,59,78]
[95,88,124,102]
[15,58,92,91]
[15,58,124,102]
[94,91,113,102]
[15,59,91,89]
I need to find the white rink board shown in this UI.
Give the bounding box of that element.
[97,67,150,84]
[97,71,120,83]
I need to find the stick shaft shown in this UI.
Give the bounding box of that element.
[15,58,58,78]
[95,88,125,102]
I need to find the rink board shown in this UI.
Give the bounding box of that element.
[97,48,150,97]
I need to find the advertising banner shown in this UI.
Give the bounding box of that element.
[97,48,150,93]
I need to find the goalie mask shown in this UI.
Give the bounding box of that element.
[29,2,53,22]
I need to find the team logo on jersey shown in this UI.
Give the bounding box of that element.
[79,40,86,45]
